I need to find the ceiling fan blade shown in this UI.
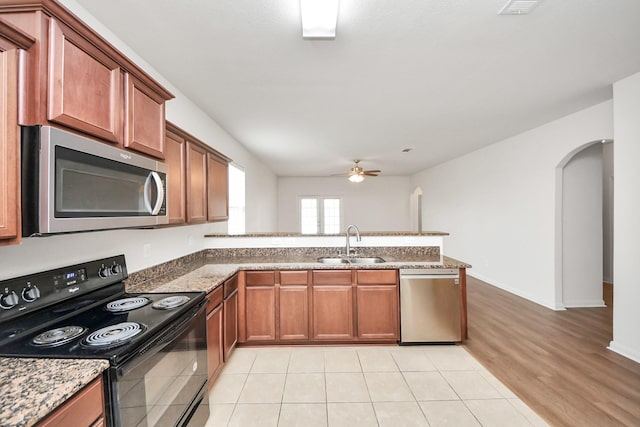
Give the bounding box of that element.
[363,169,381,174]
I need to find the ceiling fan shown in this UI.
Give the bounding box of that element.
[334,160,381,183]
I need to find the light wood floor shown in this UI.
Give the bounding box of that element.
[464,277,640,426]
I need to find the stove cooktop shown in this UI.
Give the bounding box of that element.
[0,290,205,363]
[0,255,206,365]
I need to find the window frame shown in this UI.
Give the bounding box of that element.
[298,195,343,235]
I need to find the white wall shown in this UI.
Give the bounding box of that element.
[411,101,613,309]
[610,71,640,363]
[561,143,603,307]
[0,0,278,278]
[602,142,614,284]
[277,176,412,232]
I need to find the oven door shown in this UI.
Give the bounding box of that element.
[107,303,208,427]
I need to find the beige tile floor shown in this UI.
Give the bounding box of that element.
[205,345,549,427]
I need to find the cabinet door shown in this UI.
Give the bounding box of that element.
[244,286,276,342]
[48,20,122,143]
[124,74,166,159]
[0,47,20,244]
[38,377,105,427]
[206,302,224,384]
[312,270,353,341]
[186,142,207,223]
[278,271,309,341]
[356,285,399,340]
[279,285,309,341]
[312,285,354,340]
[223,289,238,361]
[207,152,228,221]
[356,270,399,340]
[164,129,186,224]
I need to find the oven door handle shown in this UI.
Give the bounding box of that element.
[117,300,207,377]
[143,171,165,215]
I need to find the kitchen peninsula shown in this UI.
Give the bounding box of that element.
[1,232,470,427]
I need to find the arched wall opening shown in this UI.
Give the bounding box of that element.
[554,139,613,308]
[410,187,423,232]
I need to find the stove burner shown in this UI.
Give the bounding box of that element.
[105,297,150,312]
[83,322,144,348]
[32,326,87,347]
[152,295,191,310]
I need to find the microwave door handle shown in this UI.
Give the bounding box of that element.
[143,172,165,215]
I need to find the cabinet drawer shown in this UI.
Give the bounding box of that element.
[224,274,238,298]
[207,286,223,312]
[280,271,308,285]
[39,377,104,427]
[357,270,397,285]
[313,270,352,285]
[245,271,275,286]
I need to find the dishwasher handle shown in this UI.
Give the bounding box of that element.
[400,274,460,281]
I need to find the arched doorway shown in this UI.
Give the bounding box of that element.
[554,140,613,308]
[410,187,423,232]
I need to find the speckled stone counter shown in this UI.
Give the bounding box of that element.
[125,247,471,294]
[0,357,109,427]
[204,230,450,237]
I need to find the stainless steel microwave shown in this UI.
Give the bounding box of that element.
[21,126,168,236]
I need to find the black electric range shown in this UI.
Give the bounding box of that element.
[0,255,210,427]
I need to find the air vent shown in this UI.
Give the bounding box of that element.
[498,0,541,15]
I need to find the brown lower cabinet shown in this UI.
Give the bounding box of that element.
[206,273,238,387]
[312,270,354,341]
[243,271,277,342]
[38,376,105,427]
[239,269,399,345]
[223,275,238,361]
[356,270,399,340]
[206,286,224,387]
[279,271,309,341]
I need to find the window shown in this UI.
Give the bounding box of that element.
[228,164,245,234]
[299,197,341,234]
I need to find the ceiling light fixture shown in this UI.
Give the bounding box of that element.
[300,0,339,39]
[349,174,364,183]
[498,0,541,15]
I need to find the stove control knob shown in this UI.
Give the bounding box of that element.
[22,283,41,303]
[98,266,111,278]
[0,289,19,309]
[111,264,122,275]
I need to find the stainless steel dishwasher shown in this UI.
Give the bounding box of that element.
[399,268,461,343]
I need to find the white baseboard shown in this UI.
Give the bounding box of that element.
[608,340,640,364]
[467,272,563,311]
[563,299,606,308]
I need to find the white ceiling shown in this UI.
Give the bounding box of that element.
[75,0,640,177]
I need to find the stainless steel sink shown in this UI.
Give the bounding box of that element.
[316,257,350,264]
[348,257,386,264]
[316,256,386,264]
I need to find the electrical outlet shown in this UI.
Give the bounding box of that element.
[188,235,194,246]
[143,243,151,258]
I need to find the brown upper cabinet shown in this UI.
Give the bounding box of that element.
[0,0,173,158]
[0,18,34,247]
[164,126,187,224]
[186,141,208,223]
[207,152,229,221]
[165,122,231,225]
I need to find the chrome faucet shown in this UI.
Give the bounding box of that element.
[345,224,361,257]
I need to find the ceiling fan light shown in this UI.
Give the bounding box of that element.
[300,0,339,39]
[349,174,364,183]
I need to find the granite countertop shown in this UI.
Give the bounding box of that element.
[3,250,470,426]
[204,230,450,237]
[126,254,471,294]
[0,357,109,427]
